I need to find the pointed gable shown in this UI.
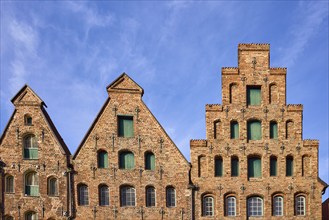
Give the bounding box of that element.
[11,84,46,107]
[106,73,144,96]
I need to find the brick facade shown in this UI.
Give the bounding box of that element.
[0,44,327,220]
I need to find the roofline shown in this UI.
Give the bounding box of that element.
[318,177,329,195]
[41,107,71,156]
[106,73,144,96]
[10,84,47,107]
[140,100,190,165]
[73,97,110,159]
[0,110,16,145]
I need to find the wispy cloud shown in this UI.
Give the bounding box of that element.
[276,2,328,67]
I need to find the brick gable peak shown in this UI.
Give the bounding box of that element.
[106,72,144,96]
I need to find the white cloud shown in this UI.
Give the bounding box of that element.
[276,2,328,67]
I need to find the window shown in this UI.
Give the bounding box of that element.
[198,155,206,177]
[4,216,13,220]
[166,187,176,207]
[99,185,109,206]
[231,157,239,177]
[248,157,262,178]
[202,196,214,216]
[230,121,239,139]
[48,177,58,196]
[146,186,156,207]
[247,86,261,105]
[225,196,236,216]
[214,120,220,139]
[273,196,283,216]
[270,121,278,139]
[247,120,262,140]
[214,156,223,177]
[119,151,135,169]
[286,156,294,176]
[5,175,14,193]
[269,84,278,104]
[295,195,306,216]
[23,135,38,159]
[145,152,155,170]
[78,184,89,206]
[248,197,263,217]
[98,150,108,168]
[25,115,32,125]
[121,186,136,207]
[270,156,277,176]
[25,171,39,196]
[118,116,134,137]
[25,211,38,220]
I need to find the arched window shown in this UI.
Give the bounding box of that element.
[247,120,262,140]
[295,195,306,216]
[230,121,239,139]
[24,114,33,125]
[214,156,223,177]
[202,196,214,216]
[198,155,206,177]
[273,195,283,216]
[99,185,109,206]
[231,157,239,177]
[302,155,310,177]
[146,186,156,207]
[25,171,39,196]
[269,84,278,104]
[120,185,136,207]
[166,186,176,207]
[5,175,14,193]
[247,86,261,106]
[145,152,155,170]
[229,83,238,104]
[270,121,278,139]
[270,156,278,176]
[23,135,38,159]
[286,156,294,176]
[214,120,220,139]
[4,215,13,220]
[225,196,236,216]
[286,120,294,139]
[247,196,263,217]
[248,156,262,178]
[98,150,108,168]
[119,151,134,169]
[48,177,58,196]
[25,211,38,220]
[78,184,89,206]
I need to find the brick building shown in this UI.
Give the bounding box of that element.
[0,85,72,219]
[0,44,327,219]
[190,43,328,219]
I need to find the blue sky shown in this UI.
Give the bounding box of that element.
[1,1,328,199]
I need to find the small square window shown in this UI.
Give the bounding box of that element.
[118,116,134,137]
[25,115,32,126]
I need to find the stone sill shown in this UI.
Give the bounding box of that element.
[248,177,263,182]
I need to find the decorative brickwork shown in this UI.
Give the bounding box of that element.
[190,43,327,219]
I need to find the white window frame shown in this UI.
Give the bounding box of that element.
[226,196,236,216]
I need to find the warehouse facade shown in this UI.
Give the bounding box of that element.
[0,44,327,219]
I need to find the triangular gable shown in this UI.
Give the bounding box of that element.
[11,84,47,107]
[106,73,144,96]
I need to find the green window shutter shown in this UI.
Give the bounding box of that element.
[247,87,261,105]
[231,158,239,176]
[145,153,155,170]
[98,152,108,168]
[248,121,262,140]
[215,158,223,177]
[270,122,278,139]
[24,149,38,159]
[123,152,134,169]
[231,122,239,139]
[26,186,39,196]
[286,157,293,176]
[248,158,261,178]
[150,154,155,170]
[270,158,277,176]
[118,116,134,137]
